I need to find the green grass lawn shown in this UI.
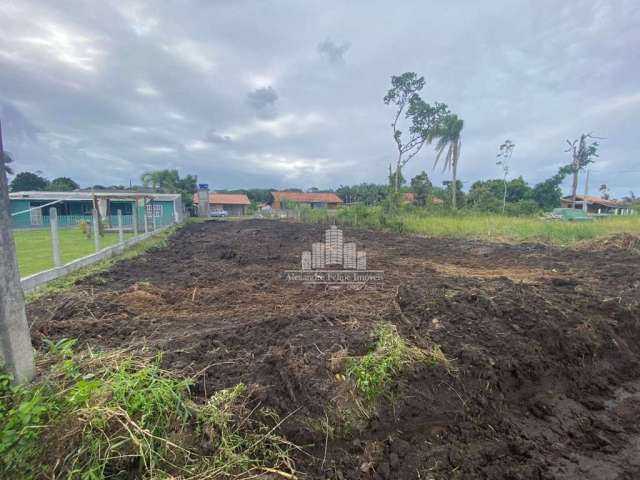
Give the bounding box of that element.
[13,228,134,278]
[400,214,640,245]
[321,205,640,246]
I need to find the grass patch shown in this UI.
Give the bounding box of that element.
[328,205,640,246]
[24,221,188,304]
[347,323,449,400]
[13,228,135,278]
[0,340,296,479]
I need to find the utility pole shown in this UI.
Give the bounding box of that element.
[0,120,35,383]
[583,169,590,213]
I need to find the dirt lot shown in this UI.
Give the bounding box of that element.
[28,219,640,479]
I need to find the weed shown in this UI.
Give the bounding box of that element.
[347,323,450,400]
[0,343,297,479]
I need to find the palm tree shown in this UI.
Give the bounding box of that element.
[432,114,464,209]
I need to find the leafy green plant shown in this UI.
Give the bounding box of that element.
[0,343,297,479]
[347,323,450,400]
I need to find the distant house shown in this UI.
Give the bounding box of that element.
[560,195,632,215]
[402,192,445,206]
[193,193,251,216]
[9,191,182,229]
[271,191,343,209]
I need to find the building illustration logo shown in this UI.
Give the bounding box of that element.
[284,225,384,286]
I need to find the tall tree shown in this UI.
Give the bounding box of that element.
[432,114,464,209]
[496,139,515,214]
[598,183,610,200]
[410,171,432,207]
[141,169,197,207]
[384,72,449,193]
[565,133,600,208]
[47,177,79,192]
[9,171,49,192]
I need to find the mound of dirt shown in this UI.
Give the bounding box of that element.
[28,220,640,479]
[577,233,640,253]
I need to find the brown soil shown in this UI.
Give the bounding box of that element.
[28,220,640,479]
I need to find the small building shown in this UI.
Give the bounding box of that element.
[271,191,343,209]
[193,193,251,216]
[9,191,182,229]
[402,192,445,205]
[560,195,632,215]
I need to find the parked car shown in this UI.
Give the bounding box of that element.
[209,210,229,217]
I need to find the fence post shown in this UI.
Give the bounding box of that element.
[0,121,35,384]
[92,208,100,252]
[50,207,62,268]
[132,204,139,236]
[152,213,157,231]
[117,209,124,243]
[144,207,149,234]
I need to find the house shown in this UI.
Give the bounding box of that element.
[560,195,632,215]
[402,192,445,205]
[192,192,251,216]
[9,191,183,229]
[271,191,343,209]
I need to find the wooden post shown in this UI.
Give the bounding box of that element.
[144,205,149,234]
[117,209,124,243]
[92,208,100,252]
[50,207,62,268]
[0,119,35,383]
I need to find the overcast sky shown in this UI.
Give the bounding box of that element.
[1,0,639,196]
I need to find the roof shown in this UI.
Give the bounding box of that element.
[193,193,251,205]
[402,192,444,205]
[9,191,180,201]
[560,195,622,208]
[271,191,343,204]
[402,192,415,203]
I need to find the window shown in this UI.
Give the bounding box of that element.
[145,204,163,218]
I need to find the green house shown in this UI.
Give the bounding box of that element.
[9,191,183,229]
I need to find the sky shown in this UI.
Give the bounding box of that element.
[1,0,639,197]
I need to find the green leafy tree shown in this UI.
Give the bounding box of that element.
[565,133,600,208]
[9,171,49,192]
[432,114,464,209]
[496,140,515,214]
[47,177,79,191]
[598,183,610,200]
[467,177,531,213]
[336,184,389,205]
[410,171,432,207]
[529,169,569,210]
[384,72,449,193]
[388,165,406,189]
[444,180,465,209]
[141,169,197,207]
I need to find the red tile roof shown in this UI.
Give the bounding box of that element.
[271,191,343,204]
[560,195,621,208]
[193,193,251,205]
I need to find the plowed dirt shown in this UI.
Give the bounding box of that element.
[28,220,640,479]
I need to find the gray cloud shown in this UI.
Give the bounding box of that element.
[205,130,232,144]
[317,39,351,65]
[247,86,278,119]
[0,0,638,195]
